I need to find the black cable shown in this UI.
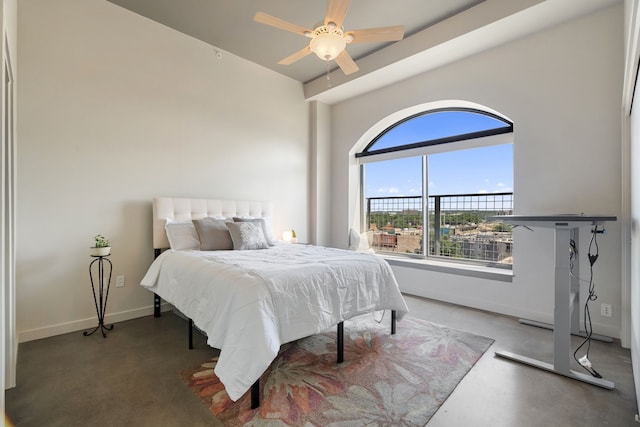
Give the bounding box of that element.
[569,238,577,275]
[572,225,602,378]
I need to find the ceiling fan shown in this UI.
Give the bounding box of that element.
[254,0,404,75]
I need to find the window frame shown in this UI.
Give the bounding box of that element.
[357,107,513,159]
[357,107,514,268]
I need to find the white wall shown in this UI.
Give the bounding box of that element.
[2,0,18,413]
[626,0,640,417]
[630,72,640,424]
[16,0,309,341]
[330,4,624,338]
[309,101,331,246]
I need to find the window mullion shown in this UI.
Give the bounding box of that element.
[422,155,428,259]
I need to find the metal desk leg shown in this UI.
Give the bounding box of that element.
[495,227,614,389]
[518,228,611,343]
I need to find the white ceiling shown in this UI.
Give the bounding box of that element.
[106,0,621,104]
[106,0,485,82]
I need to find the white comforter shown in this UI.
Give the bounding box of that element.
[140,243,409,401]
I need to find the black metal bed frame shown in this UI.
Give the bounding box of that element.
[152,248,397,409]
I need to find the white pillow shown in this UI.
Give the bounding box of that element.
[358,231,375,254]
[348,228,375,254]
[165,219,200,251]
[261,217,277,246]
[226,222,269,250]
[348,228,361,250]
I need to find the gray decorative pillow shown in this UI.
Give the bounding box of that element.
[165,220,200,251]
[226,222,269,250]
[192,217,233,251]
[233,217,276,246]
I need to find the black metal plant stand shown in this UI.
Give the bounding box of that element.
[83,255,114,338]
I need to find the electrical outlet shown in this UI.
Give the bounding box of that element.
[116,275,125,288]
[601,303,612,318]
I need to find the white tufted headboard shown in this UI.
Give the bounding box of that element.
[152,197,274,250]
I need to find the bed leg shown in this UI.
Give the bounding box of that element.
[154,293,161,318]
[251,380,260,409]
[188,318,194,350]
[391,310,397,335]
[337,321,344,363]
[153,249,162,318]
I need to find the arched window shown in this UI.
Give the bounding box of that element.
[357,107,514,267]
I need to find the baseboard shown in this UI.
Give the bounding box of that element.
[17,302,173,343]
[401,287,621,340]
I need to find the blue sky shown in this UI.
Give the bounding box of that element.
[364,111,513,198]
[365,144,513,197]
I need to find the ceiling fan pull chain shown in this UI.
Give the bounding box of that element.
[326,60,332,88]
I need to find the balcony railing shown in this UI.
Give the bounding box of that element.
[366,192,513,265]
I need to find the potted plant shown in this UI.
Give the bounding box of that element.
[90,234,111,256]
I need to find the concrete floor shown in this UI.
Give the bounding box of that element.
[5,295,638,426]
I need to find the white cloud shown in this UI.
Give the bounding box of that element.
[494,186,512,193]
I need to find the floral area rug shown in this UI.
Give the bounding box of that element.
[180,315,494,426]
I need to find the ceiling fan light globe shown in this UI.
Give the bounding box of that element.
[310,33,346,61]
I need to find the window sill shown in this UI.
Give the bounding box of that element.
[382,254,513,283]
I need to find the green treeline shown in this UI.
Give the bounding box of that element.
[368,211,512,232]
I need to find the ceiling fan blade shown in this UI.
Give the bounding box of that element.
[335,50,359,75]
[254,11,313,37]
[325,0,351,28]
[278,46,312,65]
[346,26,405,44]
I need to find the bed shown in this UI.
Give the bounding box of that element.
[140,197,409,407]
